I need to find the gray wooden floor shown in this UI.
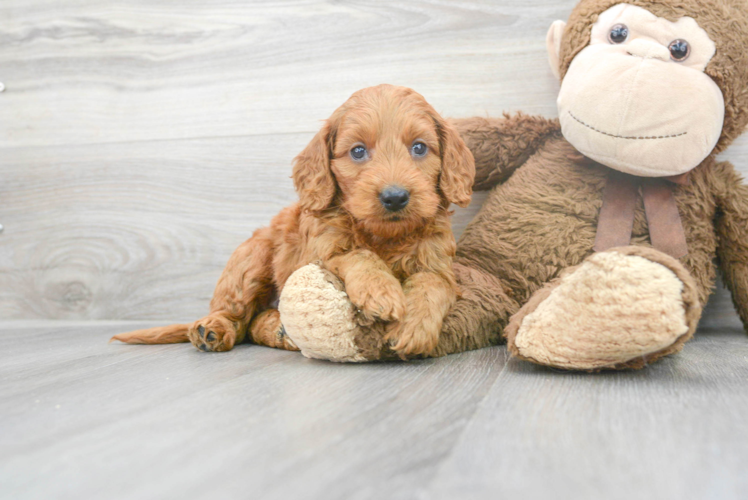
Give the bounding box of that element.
[2,322,747,500]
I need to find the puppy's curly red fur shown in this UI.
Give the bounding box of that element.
[112,84,475,357]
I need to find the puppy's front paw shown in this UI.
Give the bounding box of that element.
[386,318,440,358]
[188,315,239,352]
[345,273,405,322]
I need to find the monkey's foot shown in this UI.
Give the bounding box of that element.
[279,263,388,362]
[505,246,701,371]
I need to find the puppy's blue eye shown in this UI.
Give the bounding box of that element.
[411,142,427,157]
[350,145,368,161]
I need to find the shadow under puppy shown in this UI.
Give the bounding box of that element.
[112,84,475,358]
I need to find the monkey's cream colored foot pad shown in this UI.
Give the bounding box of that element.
[279,263,384,363]
[510,252,689,371]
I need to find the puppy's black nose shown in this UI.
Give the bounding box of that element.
[379,186,410,212]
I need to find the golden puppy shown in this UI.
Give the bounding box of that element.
[112,84,475,357]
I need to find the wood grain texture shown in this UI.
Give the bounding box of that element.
[0,0,566,148]
[424,330,748,500]
[1,322,747,499]
[0,0,746,326]
[0,322,508,500]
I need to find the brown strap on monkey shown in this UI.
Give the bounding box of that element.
[594,170,639,251]
[594,170,689,259]
[641,179,689,258]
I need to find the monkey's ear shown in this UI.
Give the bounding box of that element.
[546,20,566,81]
[436,117,475,208]
[292,120,337,212]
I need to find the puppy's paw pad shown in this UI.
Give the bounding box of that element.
[189,317,236,352]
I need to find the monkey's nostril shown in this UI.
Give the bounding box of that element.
[379,186,410,212]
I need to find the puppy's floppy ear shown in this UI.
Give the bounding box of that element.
[434,116,475,208]
[292,119,337,212]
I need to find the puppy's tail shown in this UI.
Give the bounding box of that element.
[110,323,190,344]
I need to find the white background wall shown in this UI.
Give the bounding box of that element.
[1,0,745,327]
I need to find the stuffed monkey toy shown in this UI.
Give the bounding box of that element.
[279,0,748,370]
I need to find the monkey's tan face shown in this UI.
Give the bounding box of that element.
[551,4,725,177]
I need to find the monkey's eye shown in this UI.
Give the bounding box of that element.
[350,145,368,161]
[411,141,428,158]
[608,24,629,44]
[668,39,690,61]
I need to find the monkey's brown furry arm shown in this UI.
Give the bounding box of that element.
[450,113,560,190]
[713,161,748,333]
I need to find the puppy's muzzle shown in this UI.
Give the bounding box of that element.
[379,186,410,212]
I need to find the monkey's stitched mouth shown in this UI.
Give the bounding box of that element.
[568,111,687,140]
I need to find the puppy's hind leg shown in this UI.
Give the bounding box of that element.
[249,309,299,351]
[190,226,277,352]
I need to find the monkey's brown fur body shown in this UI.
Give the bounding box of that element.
[435,115,748,359]
[431,0,748,368]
